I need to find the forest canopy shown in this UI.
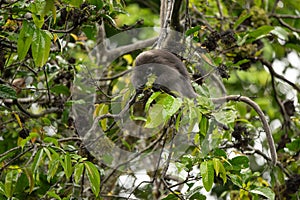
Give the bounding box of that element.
[0,0,300,199]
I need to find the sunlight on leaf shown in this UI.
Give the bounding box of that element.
[85,161,100,197]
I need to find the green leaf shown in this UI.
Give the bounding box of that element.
[156,94,182,117]
[29,1,45,28]
[230,156,249,170]
[32,29,51,67]
[44,137,59,146]
[61,153,73,179]
[74,163,84,184]
[145,93,182,129]
[213,108,237,126]
[84,161,100,197]
[233,59,250,67]
[19,132,39,148]
[161,193,179,200]
[213,158,227,184]
[5,170,19,198]
[189,192,206,200]
[42,117,51,125]
[32,14,45,29]
[49,147,60,158]
[23,167,34,193]
[145,91,161,112]
[186,25,201,36]
[234,13,252,30]
[200,160,214,191]
[32,148,44,173]
[199,116,209,136]
[247,25,274,41]
[271,26,289,41]
[43,0,56,24]
[145,104,165,128]
[213,148,227,158]
[47,190,62,200]
[88,0,104,9]
[17,21,35,60]
[187,102,202,133]
[0,182,5,196]
[250,187,275,200]
[0,84,17,99]
[43,147,52,161]
[194,133,200,145]
[286,139,300,152]
[50,84,70,96]
[213,158,220,176]
[47,152,60,182]
[70,0,83,7]
[94,103,109,131]
[228,174,243,188]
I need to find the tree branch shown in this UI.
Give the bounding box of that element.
[211,95,277,165]
[270,14,300,19]
[157,0,175,48]
[13,99,61,118]
[98,69,132,81]
[257,58,300,93]
[170,0,183,32]
[273,16,300,33]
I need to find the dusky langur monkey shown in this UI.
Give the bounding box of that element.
[131,50,277,166]
[132,49,198,98]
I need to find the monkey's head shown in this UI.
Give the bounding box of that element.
[131,49,197,98]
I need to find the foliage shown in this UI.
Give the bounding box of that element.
[0,0,300,199]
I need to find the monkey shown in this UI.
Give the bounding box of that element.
[131,49,277,165]
[131,49,198,98]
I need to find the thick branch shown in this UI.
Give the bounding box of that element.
[157,0,175,48]
[170,0,183,31]
[93,37,157,66]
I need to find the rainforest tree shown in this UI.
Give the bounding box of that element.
[0,0,299,199]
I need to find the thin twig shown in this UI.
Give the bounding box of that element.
[216,0,223,30]
[269,67,290,128]
[58,137,82,142]
[0,146,34,171]
[274,16,300,33]
[2,95,52,104]
[49,26,76,33]
[270,14,300,19]
[14,99,61,118]
[271,0,280,14]
[191,4,214,32]
[161,127,185,200]
[25,144,38,167]
[43,66,51,103]
[257,58,300,93]
[98,69,132,81]
[0,146,21,158]
[101,126,167,186]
